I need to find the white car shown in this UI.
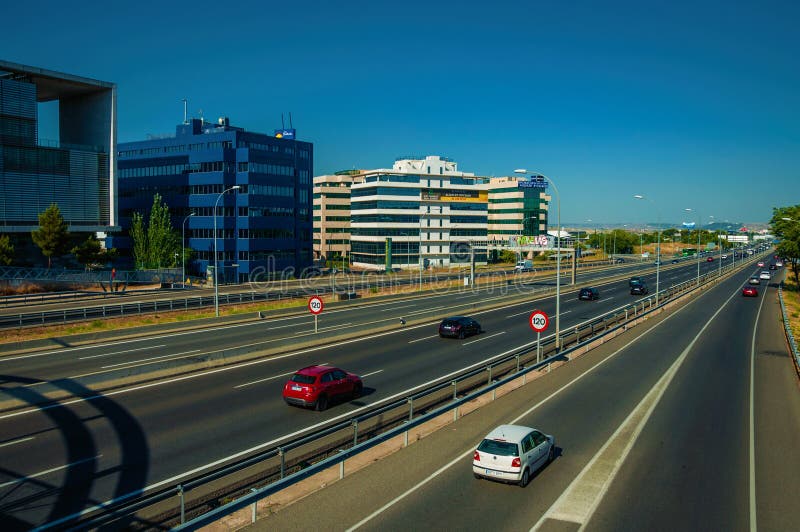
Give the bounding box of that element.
[473,424,555,487]
[776,260,784,267]
[759,271,771,280]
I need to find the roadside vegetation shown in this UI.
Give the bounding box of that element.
[771,205,800,346]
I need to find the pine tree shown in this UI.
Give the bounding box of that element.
[31,204,70,269]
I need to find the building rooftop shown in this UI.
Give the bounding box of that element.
[0,59,114,101]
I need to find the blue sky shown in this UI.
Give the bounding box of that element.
[3,0,798,225]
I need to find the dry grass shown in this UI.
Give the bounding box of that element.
[782,268,800,343]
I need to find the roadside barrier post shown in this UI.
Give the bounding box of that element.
[178,484,185,524]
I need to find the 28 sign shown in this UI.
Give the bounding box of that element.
[528,310,549,333]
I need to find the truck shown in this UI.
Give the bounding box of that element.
[515,260,534,272]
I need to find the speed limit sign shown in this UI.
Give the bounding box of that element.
[308,296,324,315]
[529,310,549,333]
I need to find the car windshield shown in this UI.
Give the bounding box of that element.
[290,374,316,384]
[478,439,519,456]
[442,319,461,326]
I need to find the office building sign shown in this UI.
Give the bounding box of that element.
[274,129,296,139]
[422,189,487,203]
[518,177,547,189]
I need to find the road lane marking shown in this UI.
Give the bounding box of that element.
[463,331,506,345]
[79,345,166,359]
[360,369,384,378]
[235,371,297,389]
[749,275,770,532]
[381,304,416,312]
[506,309,573,319]
[531,276,744,531]
[0,436,34,448]
[100,350,201,369]
[0,454,101,489]
[408,335,439,343]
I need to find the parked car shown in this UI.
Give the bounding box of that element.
[742,286,758,297]
[578,287,600,300]
[283,365,363,411]
[630,281,649,295]
[473,424,555,487]
[439,316,482,339]
[759,271,771,280]
[748,277,760,285]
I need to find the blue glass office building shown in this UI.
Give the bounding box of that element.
[117,118,313,283]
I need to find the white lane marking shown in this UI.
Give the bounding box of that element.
[463,331,506,345]
[100,350,201,369]
[360,369,383,378]
[408,335,439,344]
[749,278,770,532]
[531,276,744,531]
[79,345,166,359]
[0,455,101,489]
[381,304,416,312]
[0,436,34,448]
[506,309,573,319]
[345,297,689,531]
[234,370,297,389]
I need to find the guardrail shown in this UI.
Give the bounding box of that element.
[46,262,736,530]
[778,283,800,373]
[0,260,642,330]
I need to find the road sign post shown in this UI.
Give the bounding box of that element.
[529,310,550,364]
[308,295,324,333]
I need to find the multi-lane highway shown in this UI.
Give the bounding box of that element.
[0,252,790,529]
[245,254,800,531]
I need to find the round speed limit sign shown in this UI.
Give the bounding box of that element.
[308,295,324,315]
[529,310,549,333]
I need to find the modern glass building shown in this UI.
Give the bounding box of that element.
[0,60,117,247]
[487,176,550,242]
[117,118,313,283]
[350,156,489,270]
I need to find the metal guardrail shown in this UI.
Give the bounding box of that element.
[0,259,635,330]
[778,284,800,372]
[48,264,730,531]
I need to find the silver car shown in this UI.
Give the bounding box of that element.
[473,424,555,487]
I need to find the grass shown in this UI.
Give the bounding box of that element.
[781,268,800,344]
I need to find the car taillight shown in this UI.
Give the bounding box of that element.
[511,457,521,468]
[473,451,480,462]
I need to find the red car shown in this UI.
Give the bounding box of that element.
[742,286,758,297]
[706,256,714,262]
[283,365,363,411]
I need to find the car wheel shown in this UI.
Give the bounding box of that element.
[548,446,555,463]
[474,473,481,480]
[315,394,328,411]
[352,383,363,398]
[519,468,529,488]
[458,330,465,339]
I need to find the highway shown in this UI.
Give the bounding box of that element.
[0,253,782,528]
[248,255,799,531]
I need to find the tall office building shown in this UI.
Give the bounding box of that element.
[117,118,313,283]
[487,176,550,242]
[313,170,364,263]
[0,60,117,259]
[350,156,489,270]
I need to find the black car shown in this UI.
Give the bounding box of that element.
[630,281,648,295]
[769,264,777,270]
[578,287,600,301]
[628,277,642,288]
[439,316,482,339]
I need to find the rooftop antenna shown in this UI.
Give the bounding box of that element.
[281,113,285,129]
[182,98,188,124]
[289,112,293,129]
[198,108,204,123]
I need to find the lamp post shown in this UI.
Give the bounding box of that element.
[685,208,701,287]
[634,194,661,305]
[214,185,240,317]
[182,212,195,288]
[516,169,562,350]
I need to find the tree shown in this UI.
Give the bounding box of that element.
[130,211,147,269]
[0,234,14,266]
[499,250,517,263]
[31,203,70,268]
[770,205,800,287]
[146,194,179,268]
[71,233,117,270]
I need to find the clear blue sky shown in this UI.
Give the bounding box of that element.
[3,0,798,225]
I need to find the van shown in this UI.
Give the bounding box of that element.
[515,260,534,272]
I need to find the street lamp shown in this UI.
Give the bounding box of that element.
[182,212,195,288]
[685,208,701,287]
[516,169,562,350]
[214,185,240,317]
[634,194,661,305]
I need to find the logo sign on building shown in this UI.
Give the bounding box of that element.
[518,178,547,189]
[422,189,487,203]
[511,234,551,247]
[274,128,296,139]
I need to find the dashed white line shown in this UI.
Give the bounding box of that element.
[0,455,101,489]
[409,335,440,344]
[0,436,34,448]
[100,350,201,369]
[463,331,506,345]
[360,369,384,378]
[79,345,166,359]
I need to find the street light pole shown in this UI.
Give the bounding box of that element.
[214,185,240,317]
[635,195,661,305]
[686,208,701,287]
[516,169,562,350]
[182,212,195,288]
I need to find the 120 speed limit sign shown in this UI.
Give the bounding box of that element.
[308,296,324,315]
[528,310,549,332]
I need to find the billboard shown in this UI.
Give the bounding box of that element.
[422,189,487,203]
[274,129,296,139]
[518,179,547,189]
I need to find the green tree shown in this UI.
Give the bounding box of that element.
[130,211,147,269]
[71,233,117,270]
[770,205,800,286]
[0,234,14,266]
[31,203,70,268]
[146,193,179,268]
[499,250,517,263]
